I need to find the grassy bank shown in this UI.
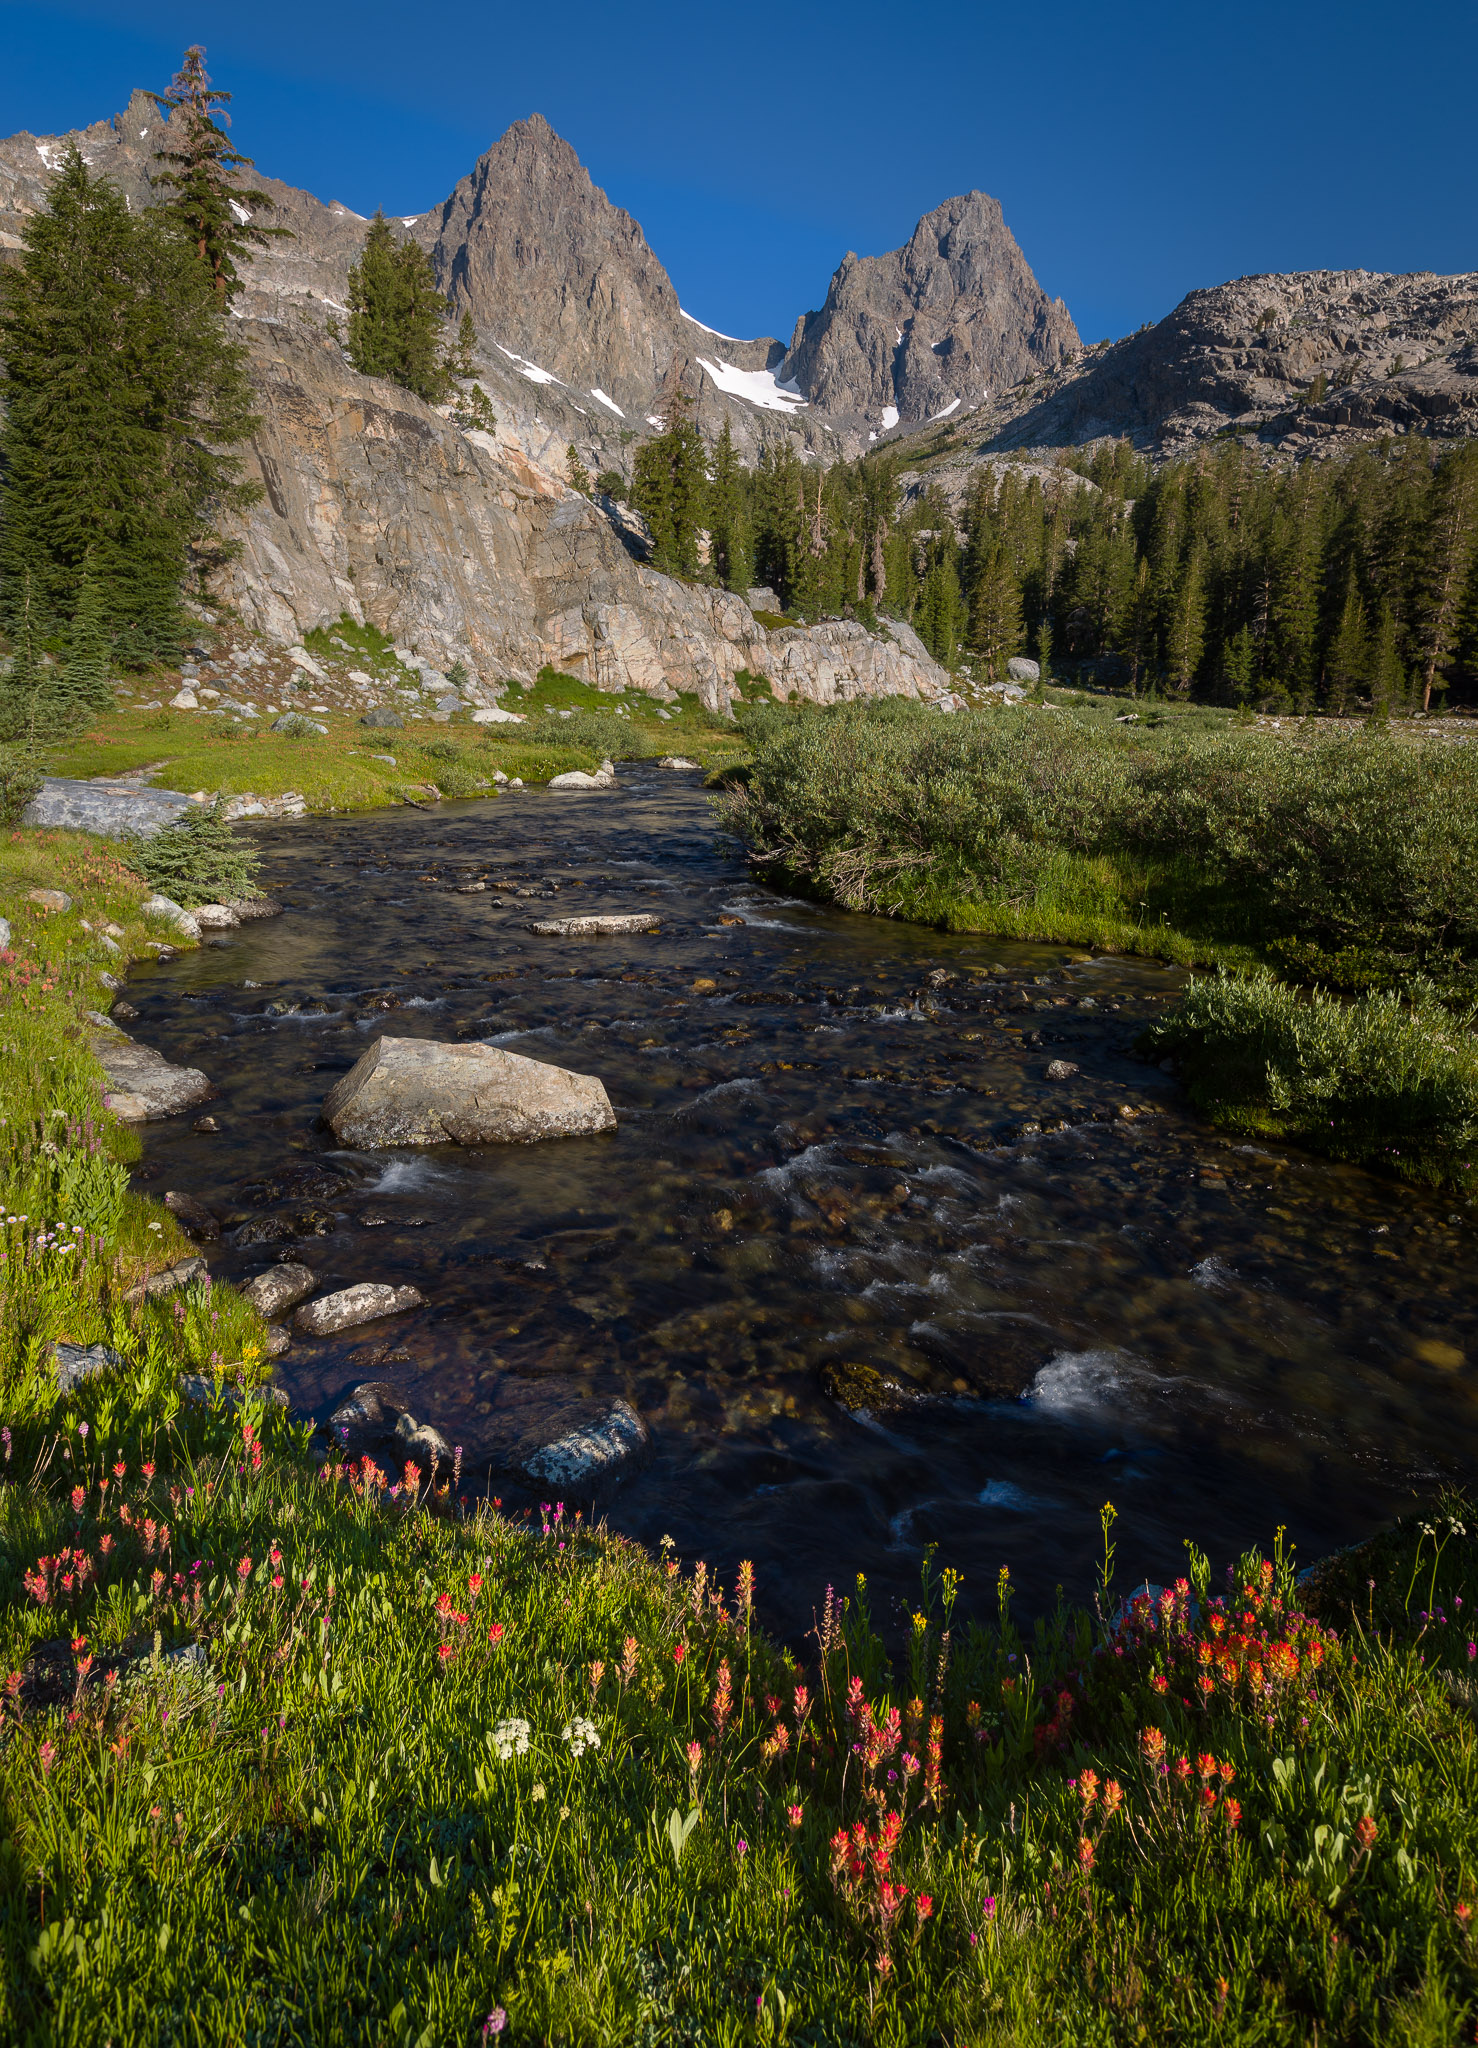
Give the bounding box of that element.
[720,701,1478,1189]
[1,839,1477,2043]
[34,661,747,818]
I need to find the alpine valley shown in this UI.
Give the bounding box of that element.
[1,93,1474,697]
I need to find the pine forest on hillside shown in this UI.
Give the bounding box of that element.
[630,416,1478,714]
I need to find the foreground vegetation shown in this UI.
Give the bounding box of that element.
[1,748,1475,2046]
[721,699,1478,1190]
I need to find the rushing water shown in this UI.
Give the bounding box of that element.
[125,768,1477,1638]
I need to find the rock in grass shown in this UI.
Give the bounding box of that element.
[293,1282,425,1337]
[91,1026,211,1122]
[523,1398,648,1487]
[239,1262,317,1318]
[526,912,660,937]
[0,918,9,949]
[126,1257,209,1305]
[52,1341,128,1395]
[21,778,194,838]
[322,1036,615,1147]
[140,894,202,941]
[272,713,328,735]
[1045,1059,1080,1081]
[360,707,404,729]
[28,888,73,913]
[178,1373,288,1409]
[164,1191,220,1240]
[548,759,617,790]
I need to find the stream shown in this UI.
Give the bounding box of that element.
[125,767,1477,1637]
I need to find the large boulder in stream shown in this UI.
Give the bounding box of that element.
[322,1036,616,1147]
[91,1024,211,1122]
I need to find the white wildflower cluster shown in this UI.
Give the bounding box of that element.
[561,1716,602,1759]
[490,1717,531,1760]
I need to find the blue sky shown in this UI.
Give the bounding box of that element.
[2,0,1474,346]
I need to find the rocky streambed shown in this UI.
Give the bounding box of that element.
[120,768,1478,1635]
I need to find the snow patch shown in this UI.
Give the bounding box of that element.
[589,388,624,417]
[646,416,665,429]
[930,397,961,420]
[681,308,743,342]
[329,203,366,220]
[495,342,561,386]
[697,357,807,413]
[228,199,252,225]
[399,215,422,226]
[880,405,900,431]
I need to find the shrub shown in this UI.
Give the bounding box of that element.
[0,743,43,824]
[1143,971,1478,1190]
[133,797,260,907]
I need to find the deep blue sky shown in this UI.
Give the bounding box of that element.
[2,0,1474,346]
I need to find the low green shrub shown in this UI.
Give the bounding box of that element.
[133,796,261,908]
[0,744,43,824]
[1144,971,1478,1190]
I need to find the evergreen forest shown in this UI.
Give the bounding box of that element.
[630,417,1478,713]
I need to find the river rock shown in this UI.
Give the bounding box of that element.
[1045,1059,1079,1081]
[657,755,700,769]
[20,778,195,838]
[523,1397,648,1487]
[294,1282,425,1336]
[164,1190,220,1240]
[265,1324,292,1357]
[192,903,240,929]
[821,1361,925,1415]
[52,1341,128,1396]
[125,1256,209,1305]
[224,896,283,921]
[548,759,616,790]
[322,1035,616,1146]
[240,1262,317,1317]
[394,1412,454,1466]
[92,1027,212,1122]
[141,894,202,941]
[526,912,660,936]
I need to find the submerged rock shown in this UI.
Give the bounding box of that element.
[164,1191,220,1239]
[1045,1059,1080,1081]
[322,1036,616,1147]
[820,1361,925,1416]
[522,1398,649,1488]
[526,912,661,937]
[294,1281,425,1337]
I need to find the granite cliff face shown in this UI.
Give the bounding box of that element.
[218,321,953,711]
[778,193,1080,435]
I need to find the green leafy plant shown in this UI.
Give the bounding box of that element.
[133,796,260,907]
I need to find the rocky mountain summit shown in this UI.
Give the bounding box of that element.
[777,192,1079,436]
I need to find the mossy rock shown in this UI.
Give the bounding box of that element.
[819,1361,923,1415]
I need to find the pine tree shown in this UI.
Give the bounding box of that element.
[708,417,752,592]
[1413,444,1478,710]
[1220,625,1258,704]
[1325,569,1370,714]
[454,311,477,378]
[150,47,289,300]
[0,569,47,746]
[346,214,450,403]
[566,445,592,495]
[632,392,712,580]
[1164,546,1207,693]
[968,544,1023,679]
[1369,604,1407,720]
[0,151,259,663]
[57,556,115,721]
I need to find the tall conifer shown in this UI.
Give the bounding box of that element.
[151,47,289,299]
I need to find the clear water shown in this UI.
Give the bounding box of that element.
[127,769,1478,1637]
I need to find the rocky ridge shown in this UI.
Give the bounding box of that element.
[887,266,1478,496]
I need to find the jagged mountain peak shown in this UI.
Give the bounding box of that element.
[778,188,1080,434]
